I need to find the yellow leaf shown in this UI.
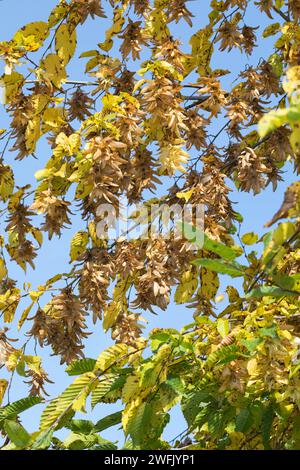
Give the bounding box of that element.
[262,23,281,38]
[176,188,194,202]
[24,355,41,374]
[14,22,49,51]
[34,168,52,181]
[217,318,229,338]
[99,7,126,52]
[31,94,50,115]
[55,24,77,65]
[48,2,69,28]
[70,231,89,262]
[54,132,81,158]
[42,107,66,130]
[241,232,258,245]
[30,227,43,246]
[200,267,219,300]
[2,72,24,103]
[122,375,141,404]
[174,270,198,304]
[41,53,67,88]
[6,350,23,372]
[247,358,258,376]
[25,116,40,153]
[0,258,7,281]
[0,288,21,323]
[103,300,122,331]
[96,344,128,372]
[188,27,213,75]
[29,291,42,302]
[0,379,8,406]
[0,164,14,202]
[18,302,34,330]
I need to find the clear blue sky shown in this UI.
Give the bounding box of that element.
[0,0,296,446]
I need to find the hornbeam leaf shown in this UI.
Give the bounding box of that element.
[245,285,299,299]
[95,411,122,432]
[31,428,53,450]
[193,258,246,277]
[55,24,77,65]
[66,358,97,376]
[0,397,42,423]
[40,373,96,430]
[183,223,240,260]
[4,420,31,448]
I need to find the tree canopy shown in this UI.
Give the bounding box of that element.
[0,0,300,450]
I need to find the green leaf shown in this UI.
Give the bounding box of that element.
[67,419,94,435]
[271,273,300,291]
[236,409,253,433]
[4,420,31,448]
[245,285,299,299]
[66,358,97,376]
[92,436,118,450]
[31,428,54,450]
[40,373,95,430]
[240,338,263,353]
[63,432,98,450]
[126,402,154,445]
[0,397,42,423]
[183,224,239,260]
[262,404,274,449]
[182,391,211,427]
[206,345,240,368]
[193,258,246,277]
[259,324,278,339]
[208,410,224,437]
[95,411,122,432]
[91,374,126,408]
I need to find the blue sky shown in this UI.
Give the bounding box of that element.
[0,0,296,446]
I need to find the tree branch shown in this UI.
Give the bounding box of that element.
[273,6,290,22]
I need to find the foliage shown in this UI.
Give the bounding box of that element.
[0,0,300,450]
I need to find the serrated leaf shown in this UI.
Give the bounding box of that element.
[91,374,126,408]
[95,411,122,432]
[95,344,128,372]
[40,373,96,430]
[4,420,30,448]
[14,21,49,51]
[66,358,97,376]
[55,24,77,65]
[184,224,239,260]
[31,428,53,450]
[41,53,67,88]
[70,230,89,262]
[123,400,154,445]
[245,285,298,299]
[0,397,42,423]
[193,258,245,277]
